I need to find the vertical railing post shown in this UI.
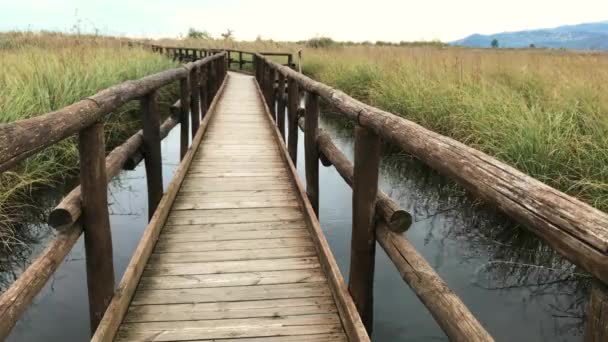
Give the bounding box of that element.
[207,60,215,107]
[79,122,114,334]
[239,51,243,70]
[287,78,299,163]
[288,54,293,68]
[305,93,319,216]
[267,67,276,121]
[179,75,190,160]
[190,66,201,136]
[585,280,608,341]
[199,64,208,119]
[349,126,381,335]
[140,90,163,220]
[277,72,286,140]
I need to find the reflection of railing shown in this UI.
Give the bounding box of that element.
[250,51,608,341]
[0,51,228,339]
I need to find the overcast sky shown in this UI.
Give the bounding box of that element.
[2,0,608,42]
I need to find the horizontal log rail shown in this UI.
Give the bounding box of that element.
[0,50,229,340]
[0,52,226,174]
[251,51,608,341]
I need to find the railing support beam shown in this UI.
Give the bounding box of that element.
[277,73,286,140]
[305,92,320,216]
[79,122,115,334]
[190,67,201,136]
[349,126,381,334]
[585,280,608,342]
[179,76,190,159]
[140,90,163,220]
[287,78,299,163]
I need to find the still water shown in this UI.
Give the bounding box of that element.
[3,113,586,341]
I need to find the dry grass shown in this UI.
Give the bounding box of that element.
[302,45,608,210]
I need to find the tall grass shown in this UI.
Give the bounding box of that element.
[0,32,178,250]
[303,46,608,210]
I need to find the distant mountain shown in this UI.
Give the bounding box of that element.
[452,21,608,50]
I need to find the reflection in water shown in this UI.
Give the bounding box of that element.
[316,112,588,341]
[0,110,589,341]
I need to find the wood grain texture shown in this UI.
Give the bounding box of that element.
[107,72,349,341]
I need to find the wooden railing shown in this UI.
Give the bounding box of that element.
[0,50,228,340]
[247,51,608,341]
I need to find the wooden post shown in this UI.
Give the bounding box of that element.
[305,93,319,216]
[207,61,215,102]
[79,122,115,334]
[239,51,243,70]
[288,54,293,68]
[277,73,286,140]
[287,78,299,163]
[349,126,381,334]
[199,65,208,119]
[585,280,608,342]
[179,76,190,160]
[140,90,163,220]
[190,66,201,136]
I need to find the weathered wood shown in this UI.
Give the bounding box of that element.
[259,54,608,284]
[79,122,115,334]
[189,66,201,136]
[179,76,190,160]
[239,51,243,70]
[376,223,493,341]
[277,73,286,140]
[305,93,320,216]
[254,71,370,341]
[287,78,299,163]
[199,66,208,119]
[268,68,277,121]
[315,127,412,231]
[349,126,381,334]
[0,53,225,173]
[0,226,82,340]
[585,281,608,342]
[140,90,163,220]
[91,67,229,342]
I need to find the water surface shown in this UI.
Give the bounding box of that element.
[3,112,586,341]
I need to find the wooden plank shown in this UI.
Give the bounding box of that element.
[185,334,347,342]
[174,190,297,200]
[125,298,337,322]
[166,208,304,225]
[140,90,163,220]
[172,198,299,210]
[162,221,307,233]
[116,315,343,341]
[137,269,327,289]
[154,238,315,253]
[159,229,310,242]
[132,283,332,305]
[143,257,321,277]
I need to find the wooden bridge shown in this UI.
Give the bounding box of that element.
[0,46,607,341]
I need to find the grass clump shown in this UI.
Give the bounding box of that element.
[303,46,608,211]
[0,32,178,250]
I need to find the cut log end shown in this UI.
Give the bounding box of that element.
[319,152,332,167]
[388,210,413,232]
[49,206,75,230]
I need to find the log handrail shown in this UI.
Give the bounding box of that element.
[250,50,608,341]
[0,50,228,340]
[0,52,226,174]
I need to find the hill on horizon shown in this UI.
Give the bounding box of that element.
[452,20,608,50]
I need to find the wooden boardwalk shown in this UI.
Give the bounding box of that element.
[115,73,354,341]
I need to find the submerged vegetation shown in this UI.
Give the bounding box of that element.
[0,32,177,250]
[302,46,608,211]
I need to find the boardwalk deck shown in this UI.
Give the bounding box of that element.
[114,73,363,341]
